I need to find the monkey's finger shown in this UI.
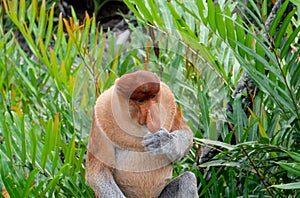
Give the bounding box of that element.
[142,138,160,147]
[158,128,169,133]
[143,134,160,143]
[143,138,162,151]
[146,142,161,149]
[144,132,161,139]
[145,145,163,154]
[143,136,159,144]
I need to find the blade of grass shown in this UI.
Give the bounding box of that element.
[38,0,46,38]
[269,0,290,36]
[274,9,296,48]
[40,118,52,170]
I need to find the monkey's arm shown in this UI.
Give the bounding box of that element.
[86,153,126,198]
[143,108,193,162]
[86,118,126,198]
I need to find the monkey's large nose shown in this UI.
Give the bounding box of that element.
[138,102,160,132]
[138,105,148,126]
[145,104,161,133]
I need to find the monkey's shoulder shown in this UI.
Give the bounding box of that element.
[95,86,114,110]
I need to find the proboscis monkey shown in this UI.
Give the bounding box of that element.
[86,70,198,198]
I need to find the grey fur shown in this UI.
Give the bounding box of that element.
[158,172,198,198]
[143,128,192,162]
[87,167,126,198]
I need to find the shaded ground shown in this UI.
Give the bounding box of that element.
[60,0,130,31]
[15,0,132,57]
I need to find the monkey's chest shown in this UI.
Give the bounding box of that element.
[113,148,173,198]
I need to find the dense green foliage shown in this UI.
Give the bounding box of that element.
[0,0,299,197]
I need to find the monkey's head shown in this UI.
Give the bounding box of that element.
[115,71,161,133]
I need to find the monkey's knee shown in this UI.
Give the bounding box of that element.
[178,172,198,197]
[159,171,198,198]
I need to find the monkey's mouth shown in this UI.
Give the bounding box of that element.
[141,125,154,135]
[144,122,160,133]
[139,122,160,133]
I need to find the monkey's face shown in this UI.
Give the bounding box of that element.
[129,90,161,133]
[116,71,161,133]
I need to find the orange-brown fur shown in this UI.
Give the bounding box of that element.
[86,71,193,198]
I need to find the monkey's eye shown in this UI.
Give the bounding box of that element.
[151,94,156,99]
[137,99,145,103]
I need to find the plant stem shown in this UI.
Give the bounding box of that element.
[228,123,275,197]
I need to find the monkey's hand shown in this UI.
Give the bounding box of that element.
[143,128,192,162]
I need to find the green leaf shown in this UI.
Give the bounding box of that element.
[20,116,26,163]
[269,0,290,36]
[38,0,46,38]
[131,0,153,24]
[195,0,206,24]
[290,0,300,6]
[148,0,164,27]
[236,15,245,57]
[287,151,300,162]
[198,84,210,133]
[207,0,216,31]
[244,4,265,32]
[28,0,37,32]
[23,169,40,198]
[200,159,240,168]
[255,34,265,73]
[54,13,64,52]
[274,9,296,48]
[175,0,201,25]
[123,0,144,20]
[291,57,300,87]
[33,178,51,197]
[225,7,236,49]
[0,168,21,198]
[235,39,280,80]
[66,133,76,165]
[235,53,296,118]
[167,2,196,37]
[262,0,267,19]
[79,15,91,49]
[3,0,21,30]
[70,6,78,23]
[41,119,52,170]
[233,94,244,142]
[12,62,38,96]
[248,108,269,138]
[208,122,218,141]
[280,25,300,59]
[244,32,253,60]
[166,0,215,72]
[277,162,300,176]
[18,0,26,24]
[89,14,97,50]
[45,2,55,48]
[215,4,226,40]
[29,128,37,167]
[38,35,50,67]
[40,174,61,197]
[195,138,234,150]
[248,0,262,20]
[271,182,300,189]
[2,114,12,161]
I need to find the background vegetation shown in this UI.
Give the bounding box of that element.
[0,0,299,197]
